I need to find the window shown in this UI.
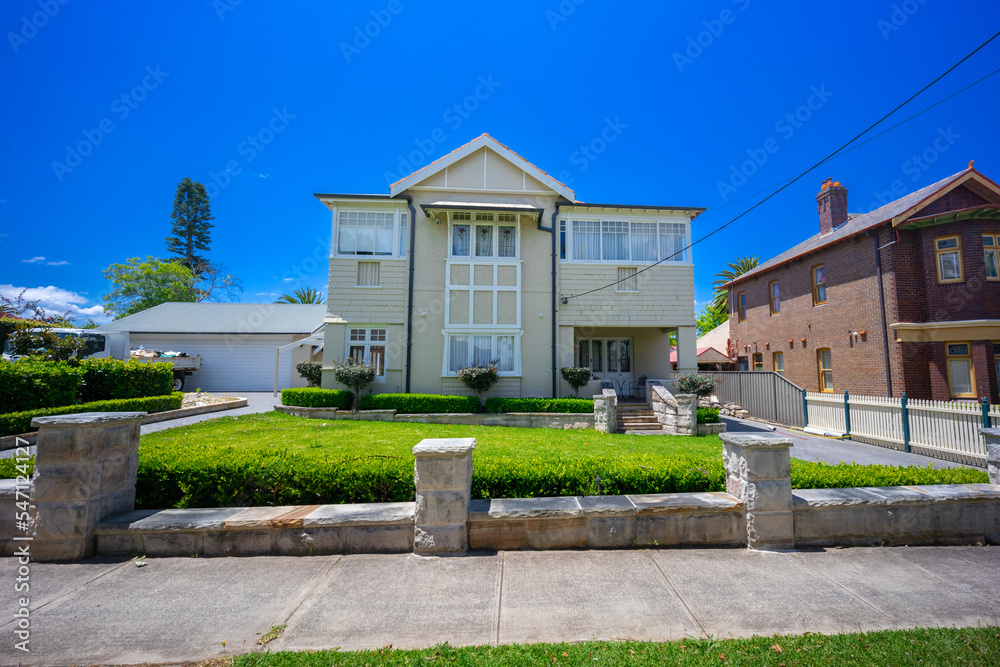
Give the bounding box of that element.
[562,219,688,263]
[737,356,749,371]
[356,262,380,287]
[769,281,781,315]
[773,351,784,376]
[337,211,402,256]
[946,342,975,398]
[753,352,763,371]
[737,292,746,322]
[817,349,833,392]
[617,267,638,292]
[985,234,998,280]
[812,265,827,305]
[445,333,518,375]
[578,339,603,373]
[399,214,408,258]
[347,327,387,378]
[451,212,518,259]
[935,235,964,283]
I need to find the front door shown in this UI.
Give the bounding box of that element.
[578,337,634,397]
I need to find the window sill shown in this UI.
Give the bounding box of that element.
[813,302,827,308]
[615,290,641,294]
[442,374,521,379]
[332,255,405,260]
[937,279,966,285]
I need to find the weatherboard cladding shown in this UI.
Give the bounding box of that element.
[98,302,326,334]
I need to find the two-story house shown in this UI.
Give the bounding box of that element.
[315,134,703,399]
[727,163,1000,403]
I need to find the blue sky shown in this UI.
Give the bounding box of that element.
[2,0,998,322]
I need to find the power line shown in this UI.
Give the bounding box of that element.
[562,31,1000,301]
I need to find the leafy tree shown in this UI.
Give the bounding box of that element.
[459,364,499,408]
[331,358,376,413]
[696,302,727,337]
[560,366,593,398]
[102,256,197,319]
[166,178,214,276]
[296,361,323,387]
[7,323,86,361]
[710,255,761,312]
[275,288,325,304]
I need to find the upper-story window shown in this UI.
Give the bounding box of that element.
[737,292,746,322]
[812,265,827,305]
[559,218,688,263]
[984,234,998,280]
[450,212,518,259]
[935,235,964,284]
[769,281,781,315]
[336,210,408,258]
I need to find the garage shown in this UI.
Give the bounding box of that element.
[99,303,325,392]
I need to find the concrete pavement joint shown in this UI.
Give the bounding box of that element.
[790,551,901,625]
[885,548,1000,608]
[274,554,342,630]
[0,559,130,629]
[492,550,505,646]
[644,550,709,639]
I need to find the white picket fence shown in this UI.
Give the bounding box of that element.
[806,392,999,467]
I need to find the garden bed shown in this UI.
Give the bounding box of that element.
[123,412,988,510]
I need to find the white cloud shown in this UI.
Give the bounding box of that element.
[255,291,279,297]
[21,256,45,264]
[46,260,70,266]
[283,277,294,282]
[0,284,107,322]
[257,173,270,179]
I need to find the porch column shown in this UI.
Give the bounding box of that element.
[676,326,697,376]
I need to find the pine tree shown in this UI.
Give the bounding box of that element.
[166,178,214,276]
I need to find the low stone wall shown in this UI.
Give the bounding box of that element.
[274,404,594,430]
[648,381,697,435]
[593,388,617,433]
[696,422,727,436]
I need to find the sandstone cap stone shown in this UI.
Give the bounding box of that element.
[413,438,476,457]
[720,433,792,449]
[31,411,147,428]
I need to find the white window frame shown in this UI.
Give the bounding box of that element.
[557,212,692,265]
[444,260,521,329]
[331,206,409,259]
[448,211,519,260]
[441,330,523,377]
[345,325,389,381]
[984,234,998,281]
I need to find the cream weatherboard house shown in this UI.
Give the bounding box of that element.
[317,134,702,399]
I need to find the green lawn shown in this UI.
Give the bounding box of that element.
[234,627,1000,666]
[131,412,988,509]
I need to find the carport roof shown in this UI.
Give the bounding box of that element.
[98,303,326,335]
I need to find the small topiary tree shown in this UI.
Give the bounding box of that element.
[674,372,715,398]
[458,364,499,410]
[331,358,376,413]
[560,366,593,397]
[296,361,323,387]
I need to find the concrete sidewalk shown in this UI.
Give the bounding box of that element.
[2,545,998,665]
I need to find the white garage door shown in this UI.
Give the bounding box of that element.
[129,334,297,392]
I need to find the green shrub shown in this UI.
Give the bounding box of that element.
[789,460,987,489]
[359,393,479,413]
[0,456,33,479]
[485,397,594,413]
[675,373,716,397]
[560,366,593,397]
[281,387,353,409]
[0,357,82,413]
[0,392,182,437]
[331,359,375,412]
[78,357,174,403]
[696,407,720,424]
[296,361,322,387]
[458,365,498,405]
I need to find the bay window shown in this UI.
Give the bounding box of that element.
[336,210,408,257]
[560,218,688,263]
[445,332,519,375]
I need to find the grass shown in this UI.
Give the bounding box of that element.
[231,627,1000,666]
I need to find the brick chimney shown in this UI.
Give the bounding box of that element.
[816,178,848,236]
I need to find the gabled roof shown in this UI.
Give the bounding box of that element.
[388,133,576,201]
[98,303,326,335]
[729,165,1000,285]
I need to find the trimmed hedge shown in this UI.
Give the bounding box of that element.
[0,392,183,437]
[78,358,174,403]
[697,407,720,424]
[0,357,82,412]
[281,387,353,409]
[0,456,33,479]
[131,446,989,509]
[485,397,594,414]
[359,393,480,413]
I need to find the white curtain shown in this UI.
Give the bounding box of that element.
[572,220,600,260]
[473,335,492,366]
[659,222,686,261]
[452,224,470,256]
[602,221,628,260]
[449,335,468,371]
[398,213,407,257]
[631,222,658,261]
[498,225,516,257]
[475,225,493,257]
[497,335,515,372]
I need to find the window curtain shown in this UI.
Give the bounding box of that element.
[338,212,357,254]
[602,221,629,261]
[631,222,658,261]
[496,335,515,372]
[659,222,686,261]
[449,335,468,371]
[572,220,600,260]
[498,225,516,257]
[473,335,492,366]
[452,224,470,256]
[399,213,407,257]
[475,225,494,257]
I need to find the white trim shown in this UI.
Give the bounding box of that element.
[343,324,390,381]
[389,135,576,200]
[558,212,693,265]
[440,329,524,377]
[330,206,409,259]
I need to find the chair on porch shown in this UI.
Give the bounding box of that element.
[631,375,647,402]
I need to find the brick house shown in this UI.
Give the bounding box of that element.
[726,163,1000,402]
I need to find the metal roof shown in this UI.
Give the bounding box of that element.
[98,303,327,335]
[730,169,969,285]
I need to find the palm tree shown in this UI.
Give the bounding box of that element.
[274,288,325,304]
[710,255,761,312]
